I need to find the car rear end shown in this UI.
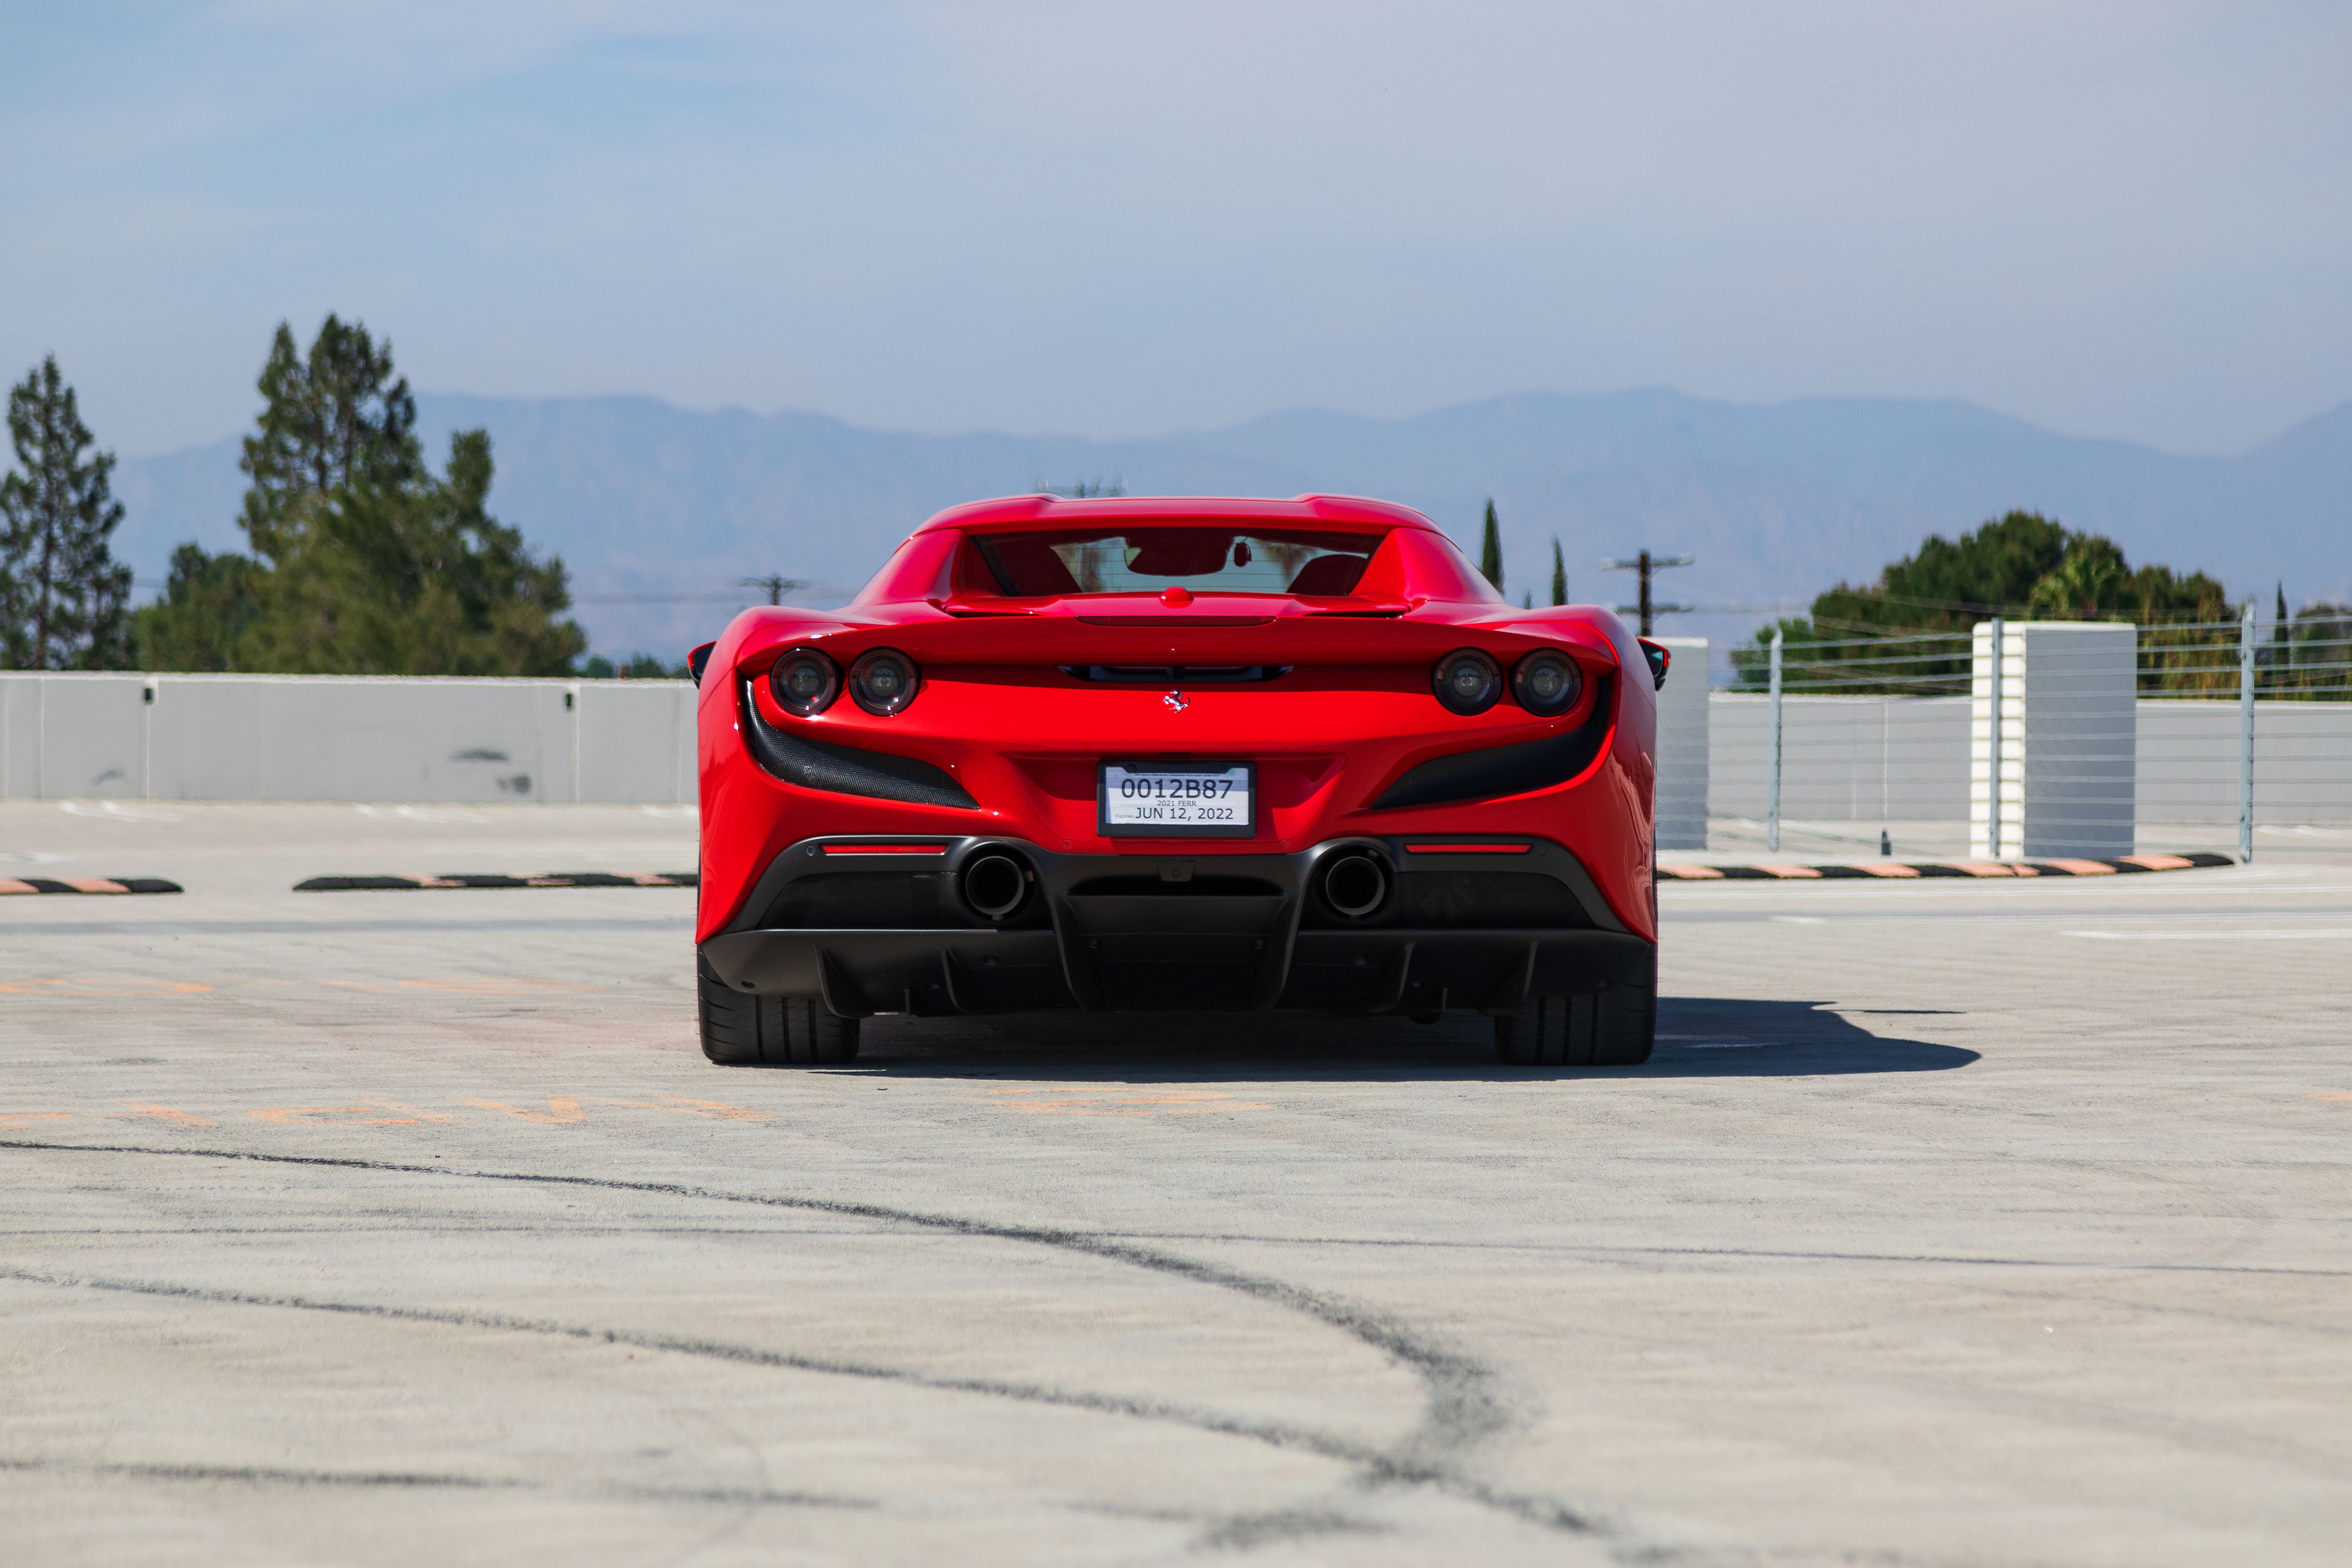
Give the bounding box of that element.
[692,495,1659,1064]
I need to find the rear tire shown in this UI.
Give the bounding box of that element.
[1495,985,1654,1067]
[698,956,859,1066]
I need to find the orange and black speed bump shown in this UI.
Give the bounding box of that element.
[0,876,182,895]
[294,872,699,891]
[1660,852,2234,882]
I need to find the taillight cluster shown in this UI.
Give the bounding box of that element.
[1432,648,1583,717]
[768,647,922,717]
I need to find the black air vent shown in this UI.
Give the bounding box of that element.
[737,680,977,809]
[1372,674,1617,810]
[1060,664,1291,683]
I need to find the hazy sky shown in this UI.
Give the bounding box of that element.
[6,1,2346,458]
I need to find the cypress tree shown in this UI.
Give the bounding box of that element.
[1550,538,1567,605]
[1478,500,1502,590]
[0,357,133,669]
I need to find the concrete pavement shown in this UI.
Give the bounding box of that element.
[2,802,2348,1565]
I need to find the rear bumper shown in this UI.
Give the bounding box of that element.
[698,834,1655,1017]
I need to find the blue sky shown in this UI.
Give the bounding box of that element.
[5,1,2347,458]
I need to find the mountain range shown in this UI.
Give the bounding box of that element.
[111,389,2352,675]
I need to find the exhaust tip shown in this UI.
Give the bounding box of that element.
[1322,852,1387,919]
[962,852,1029,921]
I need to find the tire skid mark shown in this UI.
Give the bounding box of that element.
[0,1455,875,1511]
[0,1263,1368,1469]
[1085,1231,2352,1278]
[0,1139,1620,1543]
[0,1456,513,1490]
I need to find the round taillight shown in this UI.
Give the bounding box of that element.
[769,649,839,716]
[848,648,921,716]
[1432,648,1502,715]
[1512,650,1583,716]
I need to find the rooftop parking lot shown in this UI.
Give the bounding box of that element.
[4,803,2348,1566]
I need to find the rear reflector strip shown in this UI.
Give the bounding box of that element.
[821,843,949,856]
[1403,842,1531,854]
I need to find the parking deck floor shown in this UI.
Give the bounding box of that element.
[3,803,2348,1566]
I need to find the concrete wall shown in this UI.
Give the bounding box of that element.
[0,673,697,805]
[1652,638,1708,852]
[1703,689,2352,831]
[11,669,2347,826]
[1708,694,1971,822]
[2138,699,2352,825]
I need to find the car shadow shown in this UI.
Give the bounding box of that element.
[840,996,1979,1082]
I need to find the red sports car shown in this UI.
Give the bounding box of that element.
[689,494,1664,1068]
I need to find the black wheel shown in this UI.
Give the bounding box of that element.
[697,956,859,1066]
[1495,985,1654,1067]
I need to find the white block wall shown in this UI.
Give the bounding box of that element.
[1708,695,1971,822]
[0,673,697,805]
[1970,622,2137,858]
[1651,637,1708,851]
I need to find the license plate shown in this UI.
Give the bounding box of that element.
[1098,761,1255,838]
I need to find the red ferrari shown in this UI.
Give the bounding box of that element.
[689,494,1665,1068]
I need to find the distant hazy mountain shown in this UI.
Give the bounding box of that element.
[113,389,2352,671]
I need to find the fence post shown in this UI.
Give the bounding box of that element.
[1766,628,1783,853]
[2239,600,2257,862]
[1986,617,2004,859]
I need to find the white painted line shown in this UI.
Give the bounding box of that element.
[2063,929,2352,941]
[1681,1042,1786,1049]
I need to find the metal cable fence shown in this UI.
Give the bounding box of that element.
[1700,611,2352,862]
[2137,606,2352,860]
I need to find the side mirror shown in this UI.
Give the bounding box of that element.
[687,642,716,687]
[1638,638,1670,691]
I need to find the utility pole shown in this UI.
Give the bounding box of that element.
[1601,550,1694,634]
[741,575,809,606]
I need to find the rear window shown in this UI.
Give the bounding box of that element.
[969,527,1383,597]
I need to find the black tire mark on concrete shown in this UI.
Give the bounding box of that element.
[0,1454,875,1511]
[0,1457,516,1490]
[0,1139,1619,1545]
[0,1264,1367,1469]
[1086,1231,2352,1278]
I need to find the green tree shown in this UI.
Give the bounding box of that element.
[1733,511,2233,695]
[135,317,585,675]
[582,652,689,680]
[0,357,133,669]
[1478,500,1502,591]
[2280,602,2352,698]
[135,545,264,671]
[1549,538,1566,606]
[239,316,423,563]
[234,429,584,675]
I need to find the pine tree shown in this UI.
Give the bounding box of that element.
[1550,538,1566,606]
[238,316,424,563]
[0,357,134,669]
[1478,500,1502,591]
[137,545,265,672]
[136,317,584,675]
